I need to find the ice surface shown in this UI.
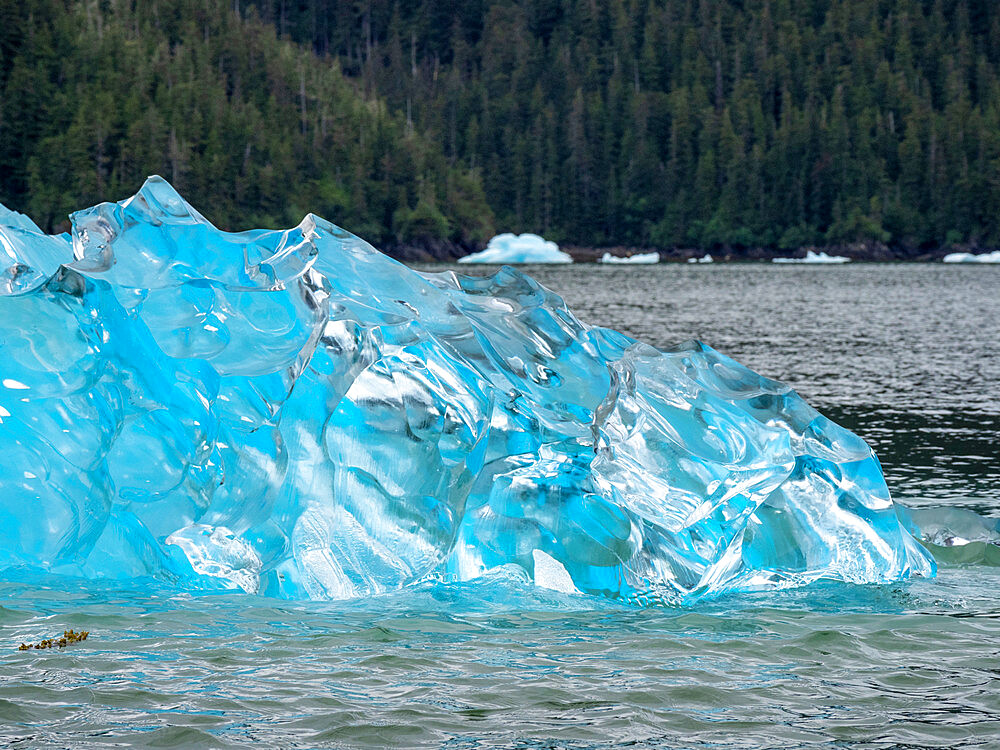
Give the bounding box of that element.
[459,233,572,264]
[600,252,660,264]
[0,205,73,295]
[942,250,1000,263]
[0,178,933,603]
[773,250,850,264]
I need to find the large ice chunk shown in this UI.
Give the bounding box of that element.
[459,233,572,264]
[0,178,933,603]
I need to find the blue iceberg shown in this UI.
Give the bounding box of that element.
[0,178,933,603]
[459,233,572,264]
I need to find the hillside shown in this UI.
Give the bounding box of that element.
[256,0,1000,255]
[4,1,1000,255]
[0,0,493,253]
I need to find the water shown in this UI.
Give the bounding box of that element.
[529,262,1000,514]
[2,262,998,748]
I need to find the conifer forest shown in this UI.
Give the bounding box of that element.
[2,0,999,256]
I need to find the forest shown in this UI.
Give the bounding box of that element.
[3,0,1000,256]
[0,0,494,251]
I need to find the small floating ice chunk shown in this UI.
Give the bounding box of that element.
[600,251,660,264]
[459,233,572,264]
[773,250,850,264]
[942,250,1000,263]
[687,254,713,264]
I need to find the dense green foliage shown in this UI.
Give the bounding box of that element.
[253,0,1000,251]
[3,0,1000,251]
[0,0,493,243]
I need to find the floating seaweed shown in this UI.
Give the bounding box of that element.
[17,630,89,651]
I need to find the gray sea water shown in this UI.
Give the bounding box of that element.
[2,262,998,749]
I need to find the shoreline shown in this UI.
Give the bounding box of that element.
[380,239,992,264]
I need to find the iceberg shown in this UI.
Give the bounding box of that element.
[942,250,1000,263]
[600,252,660,264]
[459,233,572,264]
[773,250,850,264]
[0,178,933,603]
[687,254,714,264]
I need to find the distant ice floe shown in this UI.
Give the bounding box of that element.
[942,250,1000,263]
[773,250,850,264]
[459,233,572,264]
[599,251,660,264]
[687,254,714,264]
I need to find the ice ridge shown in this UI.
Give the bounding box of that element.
[0,178,934,603]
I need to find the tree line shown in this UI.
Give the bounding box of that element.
[4,0,1000,254]
[0,0,493,247]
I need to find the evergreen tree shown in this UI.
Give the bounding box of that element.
[6,0,1000,254]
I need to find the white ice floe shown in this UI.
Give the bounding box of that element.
[942,250,1000,263]
[773,250,850,264]
[599,251,660,264]
[458,233,572,264]
[687,254,714,264]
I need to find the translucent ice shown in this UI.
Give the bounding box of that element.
[459,233,572,264]
[0,178,933,603]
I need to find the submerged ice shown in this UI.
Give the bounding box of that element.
[0,178,934,603]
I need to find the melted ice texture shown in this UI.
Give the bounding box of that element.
[0,178,933,603]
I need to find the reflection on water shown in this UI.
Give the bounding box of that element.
[2,262,999,748]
